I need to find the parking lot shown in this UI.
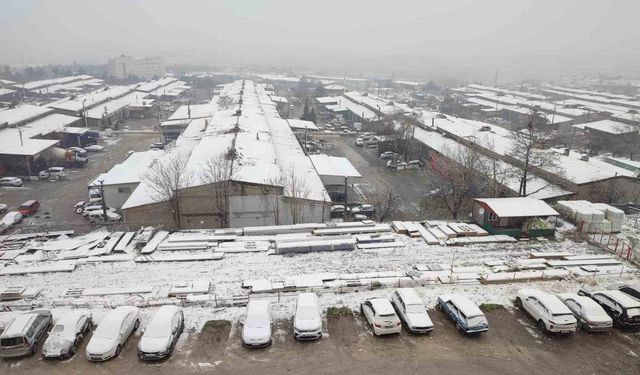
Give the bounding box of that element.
[0,123,160,235]
[326,135,427,220]
[2,306,640,374]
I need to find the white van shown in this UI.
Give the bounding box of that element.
[293,293,322,340]
[242,300,272,348]
[0,310,52,358]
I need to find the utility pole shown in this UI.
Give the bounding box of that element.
[343,176,348,220]
[82,99,88,127]
[98,179,107,225]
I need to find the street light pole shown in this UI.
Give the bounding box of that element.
[82,99,88,127]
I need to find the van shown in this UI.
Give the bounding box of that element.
[437,294,489,334]
[0,310,52,358]
[18,200,40,216]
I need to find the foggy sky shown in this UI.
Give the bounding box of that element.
[1,0,639,82]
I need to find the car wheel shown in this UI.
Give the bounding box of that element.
[31,343,37,355]
[134,319,140,331]
[515,297,522,308]
[115,344,122,356]
[89,220,97,226]
[75,207,83,214]
[537,320,546,331]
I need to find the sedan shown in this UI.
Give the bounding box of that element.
[0,177,23,187]
[361,298,401,336]
[1,211,23,227]
[85,145,104,152]
[86,306,139,361]
[138,306,184,361]
[379,151,395,160]
[242,300,273,348]
[557,293,612,332]
[352,204,374,215]
[42,311,92,359]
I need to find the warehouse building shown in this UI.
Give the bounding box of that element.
[122,80,330,229]
[108,55,165,80]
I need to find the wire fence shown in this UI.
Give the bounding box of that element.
[577,221,636,263]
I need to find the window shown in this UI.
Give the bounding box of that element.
[487,211,498,222]
[118,187,132,194]
[26,327,35,338]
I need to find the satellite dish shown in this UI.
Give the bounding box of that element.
[478,208,485,215]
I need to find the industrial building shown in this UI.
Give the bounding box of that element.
[122,80,331,229]
[108,55,165,80]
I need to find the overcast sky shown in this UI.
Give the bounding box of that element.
[1,0,639,82]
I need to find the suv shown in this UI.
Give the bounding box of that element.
[391,288,433,333]
[579,288,640,327]
[515,289,577,333]
[0,310,52,358]
[18,200,40,216]
[39,167,68,180]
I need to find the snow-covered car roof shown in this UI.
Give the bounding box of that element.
[93,306,137,338]
[593,290,640,308]
[556,293,609,315]
[439,294,484,318]
[144,306,182,338]
[49,310,90,339]
[519,289,571,314]
[367,298,395,315]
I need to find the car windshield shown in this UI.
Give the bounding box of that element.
[467,315,486,327]
[51,325,65,333]
[379,313,396,318]
[627,308,640,316]
[406,304,425,314]
[296,306,318,320]
[1,337,24,347]
[552,313,573,319]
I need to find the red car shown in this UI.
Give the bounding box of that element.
[18,200,40,216]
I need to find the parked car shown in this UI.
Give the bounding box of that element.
[406,160,424,169]
[0,177,23,187]
[74,201,86,213]
[85,145,104,152]
[88,210,122,224]
[556,293,612,332]
[437,294,488,334]
[617,284,640,301]
[149,142,165,150]
[0,310,52,358]
[41,310,92,359]
[18,200,40,216]
[515,289,577,333]
[578,288,640,328]
[386,160,408,170]
[242,300,273,348]
[355,138,364,146]
[354,214,368,221]
[293,293,322,341]
[39,167,68,180]
[352,204,374,216]
[330,204,345,218]
[0,211,23,229]
[361,298,401,336]
[88,189,103,204]
[390,288,433,333]
[0,203,7,214]
[380,151,395,160]
[138,306,184,361]
[86,306,139,361]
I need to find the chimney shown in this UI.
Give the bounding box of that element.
[563,148,570,156]
[431,118,435,127]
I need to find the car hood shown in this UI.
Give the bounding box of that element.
[242,325,271,342]
[42,338,73,355]
[294,318,321,331]
[139,336,170,353]
[586,312,613,323]
[86,337,117,355]
[406,313,433,327]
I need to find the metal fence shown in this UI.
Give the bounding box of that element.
[577,221,636,262]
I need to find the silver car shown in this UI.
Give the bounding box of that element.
[138,306,184,360]
[0,177,23,187]
[42,310,92,359]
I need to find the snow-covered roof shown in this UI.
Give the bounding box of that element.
[269,95,288,104]
[37,78,104,94]
[475,197,559,217]
[572,119,637,134]
[168,103,217,121]
[325,83,346,90]
[90,149,164,186]
[520,289,571,313]
[0,88,16,96]
[145,306,181,337]
[135,77,178,93]
[309,154,361,178]
[549,148,636,184]
[286,119,318,131]
[20,75,94,91]
[123,80,328,209]
[0,104,54,126]
[84,91,151,119]
[47,85,133,113]
[0,113,80,156]
[1,313,37,337]
[316,96,339,104]
[368,298,395,315]
[441,294,484,317]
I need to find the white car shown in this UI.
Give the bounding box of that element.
[85,145,104,152]
[41,310,92,359]
[242,300,272,348]
[515,289,577,333]
[86,306,140,361]
[557,293,612,332]
[361,298,401,336]
[352,204,374,215]
[0,204,7,214]
[0,177,23,187]
[138,306,184,360]
[355,138,364,146]
[88,210,121,224]
[390,288,433,333]
[38,167,68,180]
[1,211,23,227]
[380,151,395,159]
[293,293,322,341]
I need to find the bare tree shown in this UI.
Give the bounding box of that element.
[508,110,561,196]
[370,185,399,222]
[262,176,285,225]
[424,144,484,219]
[284,168,311,224]
[477,136,513,198]
[143,154,192,229]
[217,94,235,110]
[199,150,239,228]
